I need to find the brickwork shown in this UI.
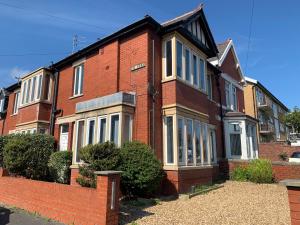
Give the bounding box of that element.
[0,168,121,225]
[259,142,299,162]
[286,186,300,225]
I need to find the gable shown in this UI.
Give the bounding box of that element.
[220,48,243,82]
[186,17,209,48]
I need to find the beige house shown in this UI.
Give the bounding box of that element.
[244,77,289,143]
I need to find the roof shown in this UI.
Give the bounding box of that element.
[6,82,21,92]
[208,39,231,62]
[224,111,258,122]
[245,76,289,111]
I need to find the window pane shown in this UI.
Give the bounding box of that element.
[210,130,216,162]
[37,75,43,99]
[166,40,172,77]
[0,99,3,112]
[193,55,198,86]
[123,115,132,142]
[186,119,194,164]
[202,124,208,163]
[207,74,212,99]
[22,81,27,104]
[166,116,174,164]
[225,81,230,107]
[232,86,237,110]
[76,121,85,162]
[185,49,190,82]
[43,75,50,100]
[99,118,107,143]
[79,65,84,94]
[31,77,36,102]
[26,79,31,103]
[178,118,185,163]
[13,92,20,114]
[61,124,69,133]
[195,122,201,163]
[230,133,242,156]
[176,41,182,78]
[110,115,119,145]
[87,120,95,145]
[74,66,80,95]
[199,59,205,90]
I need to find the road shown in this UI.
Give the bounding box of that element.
[0,206,63,225]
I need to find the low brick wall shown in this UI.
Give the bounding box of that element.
[0,168,121,225]
[259,142,299,162]
[220,160,300,182]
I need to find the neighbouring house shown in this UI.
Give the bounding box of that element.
[0,6,259,194]
[244,76,289,143]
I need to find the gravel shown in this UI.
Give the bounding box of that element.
[120,181,290,225]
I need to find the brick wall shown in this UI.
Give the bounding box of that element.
[259,142,299,162]
[220,159,300,182]
[0,168,121,225]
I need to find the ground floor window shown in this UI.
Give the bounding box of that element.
[164,114,215,167]
[74,112,133,163]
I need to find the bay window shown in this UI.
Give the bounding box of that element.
[176,41,183,78]
[164,114,214,167]
[166,40,172,77]
[225,80,238,111]
[123,114,132,143]
[192,54,198,87]
[110,114,120,146]
[185,49,191,82]
[98,116,107,143]
[199,58,206,91]
[75,120,85,163]
[13,92,20,114]
[86,118,96,145]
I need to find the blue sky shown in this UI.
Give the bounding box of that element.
[0,0,298,109]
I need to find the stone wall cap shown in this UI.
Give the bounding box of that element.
[280,179,300,187]
[94,171,122,175]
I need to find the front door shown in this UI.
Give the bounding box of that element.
[59,124,69,151]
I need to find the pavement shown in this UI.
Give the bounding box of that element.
[0,206,64,225]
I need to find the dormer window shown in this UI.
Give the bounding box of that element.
[20,71,52,107]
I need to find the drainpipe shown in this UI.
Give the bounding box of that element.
[152,39,155,151]
[49,69,59,136]
[216,72,226,158]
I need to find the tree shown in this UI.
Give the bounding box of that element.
[284,107,300,133]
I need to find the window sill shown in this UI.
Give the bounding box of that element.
[69,94,83,100]
[163,164,214,171]
[10,113,18,117]
[19,100,52,109]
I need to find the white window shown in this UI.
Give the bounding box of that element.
[194,121,202,164]
[225,80,238,111]
[86,118,96,145]
[110,114,120,146]
[177,118,185,164]
[207,74,213,100]
[30,76,36,102]
[176,41,183,78]
[59,124,69,151]
[192,54,198,87]
[232,86,237,111]
[209,129,217,163]
[26,78,31,104]
[36,75,43,100]
[186,119,194,164]
[98,116,107,144]
[199,58,206,91]
[225,81,230,108]
[0,98,4,112]
[202,124,208,163]
[185,48,191,82]
[165,116,174,164]
[13,92,20,114]
[73,64,84,96]
[229,123,242,157]
[165,40,173,77]
[75,120,85,163]
[123,114,133,143]
[21,81,27,105]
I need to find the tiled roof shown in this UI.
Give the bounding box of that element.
[208,39,231,62]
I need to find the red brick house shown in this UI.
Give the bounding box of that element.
[0,6,258,194]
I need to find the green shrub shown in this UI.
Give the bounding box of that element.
[0,135,10,167]
[3,134,55,180]
[230,159,274,184]
[48,151,72,184]
[247,159,273,183]
[119,141,163,197]
[278,152,288,161]
[76,142,120,188]
[230,166,249,181]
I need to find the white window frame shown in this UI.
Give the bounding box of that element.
[97,115,108,144]
[199,57,206,92]
[207,74,213,100]
[0,98,4,112]
[185,118,194,165]
[75,119,85,163]
[108,113,121,147]
[176,40,183,79]
[86,117,96,145]
[13,91,20,115]
[73,64,84,97]
[122,113,133,143]
[164,115,175,165]
[163,38,173,79]
[177,116,185,166]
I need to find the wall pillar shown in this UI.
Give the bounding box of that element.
[0,167,8,177]
[95,171,122,225]
[280,180,300,225]
[70,166,80,186]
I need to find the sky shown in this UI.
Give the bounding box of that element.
[0,0,299,109]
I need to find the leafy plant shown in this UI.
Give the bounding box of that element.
[48,151,72,184]
[230,166,249,182]
[76,142,120,188]
[247,159,273,183]
[284,107,300,133]
[278,152,288,161]
[118,141,164,197]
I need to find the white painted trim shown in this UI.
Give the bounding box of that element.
[86,117,96,145]
[97,115,108,144]
[72,58,86,67]
[221,73,244,90]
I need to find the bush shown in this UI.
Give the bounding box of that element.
[76,142,120,188]
[0,135,10,167]
[278,152,288,161]
[230,159,273,184]
[230,166,249,182]
[119,141,163,197]
[247,159,273,183]
[48,151,72,184]
[3,134,55,180]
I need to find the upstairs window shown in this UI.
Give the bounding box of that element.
[13,92,20,115]
[199,58,206,91]
[176,41,183,78]
[0,98,4,112]
[232,86,237,111]
[207,74,213,100]
[165,40,172,77]
[225,80,238,111]
[73,64,84,96]
[185,49,191,82]
[192,54,198,87]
